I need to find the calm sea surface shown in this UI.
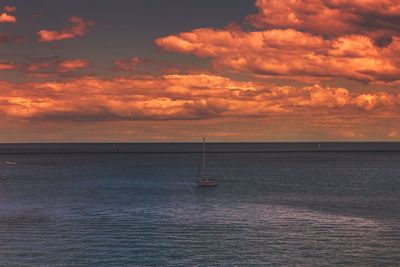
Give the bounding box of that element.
[0,144,400,266]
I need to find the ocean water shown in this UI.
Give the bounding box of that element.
[0,145,400,266]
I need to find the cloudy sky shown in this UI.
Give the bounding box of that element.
[1,0,400,142]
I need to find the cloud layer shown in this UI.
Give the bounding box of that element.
[248,0,400,38]
[1,74,399,124]
[156,0,400,84]
[1,1,400,140]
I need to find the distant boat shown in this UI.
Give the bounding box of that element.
[197,137,217,187]
[4,161,16,166]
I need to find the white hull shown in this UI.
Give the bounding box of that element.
[197,179,217,187]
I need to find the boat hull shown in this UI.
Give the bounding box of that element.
[197,180,217,187]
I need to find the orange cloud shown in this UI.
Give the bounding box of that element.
[156,28,400,83]
[26,62,51,72]
[3,6,16,13]
[388,129,400,138]
[247,0,400,39]
[1,73,399,123]
[37,17,94,42]
[113,57,142,71]
[155,0,400,84]
[57,59,90,72]
[112,56,173,73]
[352,92,396,110]
[1,72,400,141]
[19,58,90,77]
[0,62,16,70]
[0,12,16,23]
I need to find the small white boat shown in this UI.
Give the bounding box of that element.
[197,137,217,187]
[4,161,16,166]
[197,178,217,187]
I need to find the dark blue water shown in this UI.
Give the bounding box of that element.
[1,148,400,266]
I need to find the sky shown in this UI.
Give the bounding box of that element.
[0,0,400,142]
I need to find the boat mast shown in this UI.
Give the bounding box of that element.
[203,137,206,177]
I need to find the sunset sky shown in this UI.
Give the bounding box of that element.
[1,0,400,142]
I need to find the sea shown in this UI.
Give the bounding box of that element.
[0,143,399,266]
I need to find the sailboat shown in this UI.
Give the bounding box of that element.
[197,137,217,187]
